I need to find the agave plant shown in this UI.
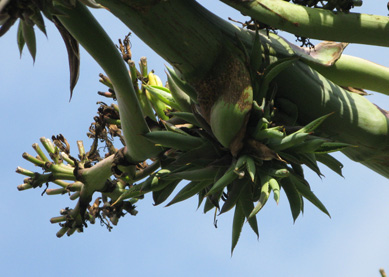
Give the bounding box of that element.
[2,0,388,253]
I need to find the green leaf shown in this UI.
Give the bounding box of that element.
[206,166,237,196]
[21,20,36,62]
[165,66,198,103]
[143,130,205,151]
[257,57,297,100]
[152,179,180,205]
[162,120,191,136]
[149,174,177,192]
[291,163,305,178]
[245,156,256,182]
[250,30,262,74]
[0,16,17,37]
[248,175,270,219]
[269,178,280,204]
[197,189,207,210]
[316,153,344,177]
[208,191,222,210]
[168,166,218,181]
[166,180,212,207]
[290,138,326,153]
[140,176,153,191]
[166,72,192,113]
[112,183,147,205]
[53,17,80,100]
[239,181,259,238]
[171,141,220,166]
[280,178,303,222]
[296,113,334,134]
[30,10,47,36]
[144,85,181,111]
[16,20,25,57]
[203,196,216,214]
[220,178,249,215]
[315,142,353,154]
[290,174,330,217]
[269,132,310,151]
[145,85,170,121]
[231,201,245,255]
[297,153,323,177]
[279,151,302,165]
[168,112,200,126]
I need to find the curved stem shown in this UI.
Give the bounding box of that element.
[220,0,389,47]
[55,2,161,162]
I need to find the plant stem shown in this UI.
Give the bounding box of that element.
[55,2,161,162]
[275,61,389,178]
[81,154,115,193]
[310,54,389,96]
[220,0,389,47]
[97,0,225,81]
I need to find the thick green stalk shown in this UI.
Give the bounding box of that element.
[100,0,389,97]
[96,0,225,81]
[274,61,389,178]
[220,0,389,47]
[81,154,115,193]
[96,0,298,80]
[55,2,160,162]
[310,55,389,96]
[237,30,389,96]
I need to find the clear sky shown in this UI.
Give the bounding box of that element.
[0,1,388,276]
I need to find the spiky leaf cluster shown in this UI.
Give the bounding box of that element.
[15,33,351,252]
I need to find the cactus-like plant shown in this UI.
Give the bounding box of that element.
[1,0,388,254]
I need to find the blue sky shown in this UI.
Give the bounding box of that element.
[0,1,388,276]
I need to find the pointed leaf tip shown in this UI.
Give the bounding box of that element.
[231,202,245,255]
[17,20,25,57]
[21,20,37,62]
[53,17,80,101]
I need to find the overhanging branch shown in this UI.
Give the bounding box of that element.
[220,0,389,47]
